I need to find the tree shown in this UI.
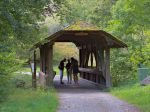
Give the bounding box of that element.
[0,0,59,101]
[107,0,150,85]
[57,0,150,85]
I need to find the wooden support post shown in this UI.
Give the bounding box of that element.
[94,50,99,69]
[40,46,46,73]
[79,49,82,67]
[85,51,90,67]
[95,47,105,84]
[49,44,53,85]
[32,50,36,88]
[45,43,53,87]
[90,44,94,81]
[81,49,84,67]
[90,43,93,68]
[79,48,84,77]
[105,48,111,88]
[98,48,104,71]
[94,50,99,83]
[40,47,43,71]
[83,49,87,67]
[91,52,93,67]
[100,49,105,77]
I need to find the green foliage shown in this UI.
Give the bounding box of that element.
[53,43,78,65]
[57,0,150,86]
[0,0,150,107]
[57,0,99,23]
[111,49,136,86]
[57,0,116,28]
[107,0,150,85]
[0,0,54,102]
[111,84,150,112]
[0,47,21,102]
[130,34,150,67]
[90,0,116,28]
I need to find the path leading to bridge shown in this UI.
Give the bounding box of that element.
[54,75,140,112]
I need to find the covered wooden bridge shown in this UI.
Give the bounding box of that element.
[31,21,127,88]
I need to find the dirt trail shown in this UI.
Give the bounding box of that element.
[54,76,140,112]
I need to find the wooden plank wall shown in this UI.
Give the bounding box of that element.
[39,43,53,87]
[79,43,111,87]
[38,40,111,87]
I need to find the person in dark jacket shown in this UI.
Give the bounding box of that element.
[58,58,66,84]
[66,59,72,84]
[71,57,79,84]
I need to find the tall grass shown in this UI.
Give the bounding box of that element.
[111,83,150,112]
[0,88,58,112]
[0,72,59,112]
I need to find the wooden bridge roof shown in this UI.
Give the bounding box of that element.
[31,21,127,50]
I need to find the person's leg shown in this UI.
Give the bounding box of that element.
[76,74,79,84]
[60,70,64,84]
[70,71,72,84]
[74,74,77,84]
[60,70,62,83]
[61,70,64,83]
[67,71,69,84]
[73,74,76,84]
[74,74,79,84]
[76,74,78,84]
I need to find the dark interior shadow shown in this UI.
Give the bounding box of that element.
[53,76,105,94]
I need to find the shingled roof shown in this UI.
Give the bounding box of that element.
[31,21,127,50]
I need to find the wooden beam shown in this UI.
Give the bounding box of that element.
[93,50,98,68]
[40,47,44,72]
[81,48,85,67]
[85,51,90,67]
[40,45,46,73]
[79,48,83,77]
[100,49,105,77]
[90,42,93,67]
[91,52,93,67]
[105,48,111,88]
[40,48,42,71]
[79,67,102,74]
[93,50,99,83]
[97,48,105,78]
[32,50,36,88]
[79,49,82,67]
[45,43,53,87]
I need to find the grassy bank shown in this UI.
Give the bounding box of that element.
[19,65,67,75]
[111,83,150,112]
[0,88,58,112]
[0,73,59,112]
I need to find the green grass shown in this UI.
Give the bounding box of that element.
[0,88,58,112]
[18,65,67,76]
[19,66,40,72]
[0,72,59,112]
[111,83,150,112]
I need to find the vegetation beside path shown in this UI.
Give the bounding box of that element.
[111,83,150,112]
[0,74,59,112]
[0,88,58,112]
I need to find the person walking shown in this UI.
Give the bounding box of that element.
[71,57,79,84]
[58,58,66,84]
[66,59,72,84]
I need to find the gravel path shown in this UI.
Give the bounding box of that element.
[54,75,140,112]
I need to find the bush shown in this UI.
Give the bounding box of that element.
[0,49,20,102]
[111,50,137,86]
